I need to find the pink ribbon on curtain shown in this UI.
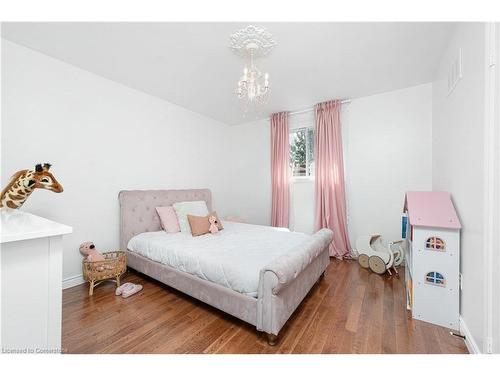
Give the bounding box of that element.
[270,112,290,228]
[314,100,352,258]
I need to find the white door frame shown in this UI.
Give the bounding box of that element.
[483,22,500,354]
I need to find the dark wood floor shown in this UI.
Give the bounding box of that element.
[62,259,468,354]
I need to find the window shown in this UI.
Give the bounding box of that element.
[425,236,446,251]
[289,127,314,177]
[425,271,446,287]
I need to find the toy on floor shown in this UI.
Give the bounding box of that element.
[115,282,143,298]
[208,215,219,234]
[80,243,127,296]
[355,235,404,275]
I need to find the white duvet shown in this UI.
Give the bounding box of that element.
[127,221,310,297]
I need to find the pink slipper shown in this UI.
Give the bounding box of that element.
[115,282,134,296]
[122,284,143,298]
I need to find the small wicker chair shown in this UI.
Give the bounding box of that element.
[82,251,127,296]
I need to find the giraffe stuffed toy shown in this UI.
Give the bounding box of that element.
[0,163,63,209]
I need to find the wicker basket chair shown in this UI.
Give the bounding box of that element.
[82,251,127,296]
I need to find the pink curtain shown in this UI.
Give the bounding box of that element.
[271,112,290,228]
[314,100,352,258]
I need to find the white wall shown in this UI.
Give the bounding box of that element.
[222,118,271,226]
[431,23,487,352]
[226,84,433,247]
[344,83,433,246]
[1,40,230,282]
[488,23,500,356]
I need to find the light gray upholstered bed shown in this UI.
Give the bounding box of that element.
[119,189,332,345]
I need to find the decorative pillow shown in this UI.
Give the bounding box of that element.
[187,212,224,237]
[155,206,180,233]
[173,200,209,234]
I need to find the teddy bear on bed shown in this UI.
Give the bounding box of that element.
[208,215,220,234]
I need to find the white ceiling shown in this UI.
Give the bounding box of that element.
[2,22,454,125]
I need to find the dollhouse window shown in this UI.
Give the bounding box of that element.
[425,271,446,287]
[425,237,446,251]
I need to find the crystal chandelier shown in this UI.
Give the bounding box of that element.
[236,49,269,104]
[229,25,277,110]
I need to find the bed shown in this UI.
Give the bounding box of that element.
[119,189,333,345]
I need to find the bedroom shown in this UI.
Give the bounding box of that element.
[1,0,499,367]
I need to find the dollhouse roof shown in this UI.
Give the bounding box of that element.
[404,191,462,229]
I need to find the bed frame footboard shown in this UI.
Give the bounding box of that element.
[256,229,333,342]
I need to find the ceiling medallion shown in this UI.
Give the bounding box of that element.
[229,25,277,112]
[229,25,277,58]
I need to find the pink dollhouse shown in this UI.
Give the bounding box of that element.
[403,191,461,330]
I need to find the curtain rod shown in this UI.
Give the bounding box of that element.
[269,99,351,119]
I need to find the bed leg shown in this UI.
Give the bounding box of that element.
[267,333,278,346]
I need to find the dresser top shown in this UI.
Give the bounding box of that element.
[0,208,72,244]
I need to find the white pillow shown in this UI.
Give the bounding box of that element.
[173,200,209,234]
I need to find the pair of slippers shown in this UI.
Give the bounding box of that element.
[115,282,143,298]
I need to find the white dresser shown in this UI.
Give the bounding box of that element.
[0,208,72,353]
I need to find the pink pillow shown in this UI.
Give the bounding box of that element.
[155,206,180,233]
[187,211,224,237]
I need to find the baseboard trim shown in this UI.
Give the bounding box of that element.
[62,274,86,289]
[460,316,481,354]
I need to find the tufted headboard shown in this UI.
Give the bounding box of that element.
[118,189,212,250]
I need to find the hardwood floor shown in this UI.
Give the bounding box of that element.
[62,259,468,354]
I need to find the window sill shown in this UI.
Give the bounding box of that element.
[292,177,315,183]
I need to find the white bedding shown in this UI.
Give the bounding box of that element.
[127,221,310,297]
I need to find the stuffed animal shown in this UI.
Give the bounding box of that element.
[208,215,219,234]
[0,163,63,209]
[79,241,105,262]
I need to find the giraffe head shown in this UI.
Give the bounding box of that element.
[30,163,64,193]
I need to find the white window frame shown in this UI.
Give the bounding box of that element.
[289,125,315,182]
